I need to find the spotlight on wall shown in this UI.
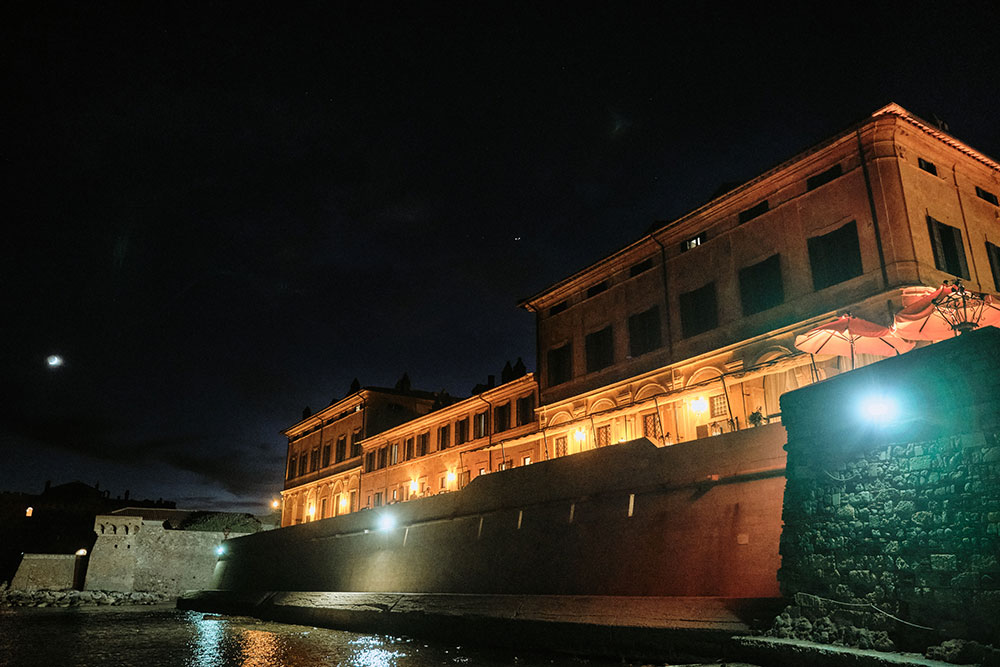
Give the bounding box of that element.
[216,545,226,556]
[409,480,419,493]
[378,513,396,531]
[859,393,899,424]
[446,471,456,484]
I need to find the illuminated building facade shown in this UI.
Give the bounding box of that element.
[281,386,440,526]
[281,373,540,526]
[282,104,1000,527]
[520,103,1000,458]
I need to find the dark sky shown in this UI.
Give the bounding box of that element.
[3,2,998,512]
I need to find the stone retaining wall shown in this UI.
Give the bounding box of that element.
[777,327,1000,647]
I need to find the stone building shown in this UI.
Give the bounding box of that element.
[519,103,999,458]
[281,103,999,526]
[280,384,441,526]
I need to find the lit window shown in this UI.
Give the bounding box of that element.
[25,507,33,517]
[522,456,531,466]
[680,232,706,252]
[710,395,728,418]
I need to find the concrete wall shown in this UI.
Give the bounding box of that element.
[10,554,79,591]
[778,327,1000,644]
[215,427,787,598]
[86,515,244,594]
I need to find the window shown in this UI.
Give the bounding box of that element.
[596,425,611,447]
[335,436,347,462]
[459,470,470,487]
[586,281,608,298]
[679,282,718,338]
[438,424,451,449]
[585,326,614,373]
[739,254,784,315]
[555,436,567,457]
[473,411,488,439]
[377,446,388,469]
[373,492,383,508]
[350,429,362,457]
[806,164,842,191]
[494,402,510,433]
[516,394,535,426]
[976,186,999,206]
[642,413,661,439]
[987,242,1000,291]
[309,447,319,472]
[287,455,297,480]
[680,232,706,252]
[628,307,661,357]
[320,498,328,519]
[522,456,532,466]
[807,220,863,290]
[405,437,414,460]
[629,258,653,277]
[440,475,447,490]
[478,467,486,477]
[391,489,397,502]
[549,301,568,316]
[322,443,331,468]
[417,432,429,456]
[547,343,573,386]
[299,455,308,476]
[918,157,938,175]
[455,418,469,445]
[738,200,769,224]
[927,215,969,279]
[710,394,727,418]
[390,443,399,465]
[364,451,375,472]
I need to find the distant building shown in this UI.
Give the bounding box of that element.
[280,103,1000,525]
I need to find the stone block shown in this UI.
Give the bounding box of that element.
[931,554,958,571]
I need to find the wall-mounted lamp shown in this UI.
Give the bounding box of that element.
[573,429,587,442]
[690,397,708,415]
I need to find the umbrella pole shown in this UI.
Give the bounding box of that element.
[809,353,819,384]
[850,341,855,370]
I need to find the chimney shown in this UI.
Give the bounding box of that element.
[488,374,495,389]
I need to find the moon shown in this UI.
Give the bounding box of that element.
[46,355,64,368]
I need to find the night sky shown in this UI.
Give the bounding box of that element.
[3,2,998,513]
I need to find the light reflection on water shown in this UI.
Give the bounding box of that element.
[0,606,637,667]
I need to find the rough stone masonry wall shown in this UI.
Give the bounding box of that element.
[778,327,1000,648]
